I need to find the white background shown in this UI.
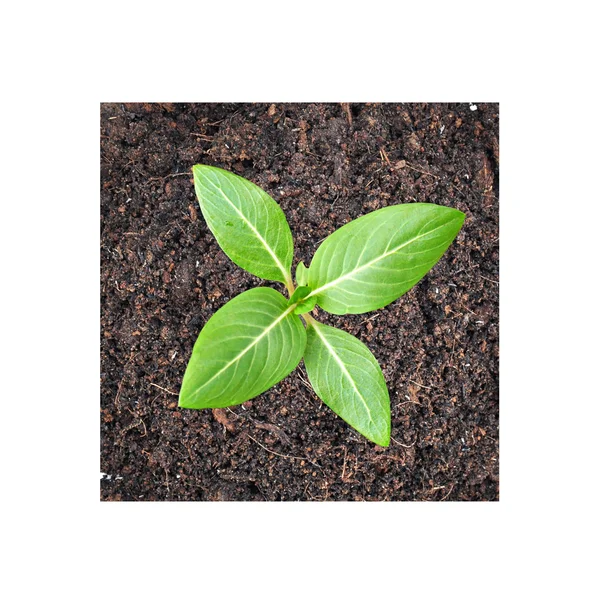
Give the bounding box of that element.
[1,1,598,598]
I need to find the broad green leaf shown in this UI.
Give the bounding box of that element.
[295,261,308,286]
[288,286,311,305]
[179,287,306,409]
[306,203,465,314]
[193,165,294,284]
[304,320,390,446]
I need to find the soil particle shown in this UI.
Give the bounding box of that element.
[101,102,499,501]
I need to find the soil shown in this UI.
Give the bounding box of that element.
[101,102,499,501]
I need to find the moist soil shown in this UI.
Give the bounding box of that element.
[101,102,499,501]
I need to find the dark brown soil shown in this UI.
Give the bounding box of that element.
[101,102,499,501]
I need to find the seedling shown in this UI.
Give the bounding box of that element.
[179,165,465,446]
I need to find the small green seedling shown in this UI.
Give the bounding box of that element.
[179,165,465,446]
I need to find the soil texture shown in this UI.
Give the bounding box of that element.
[101,102,499,501]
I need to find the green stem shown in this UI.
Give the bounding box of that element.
[302,312,316,326]
[285,278,295,298]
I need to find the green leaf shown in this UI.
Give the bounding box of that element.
[193,165,294,284]
[306,203,465,314]
[293,295,317,315]
[295,261,308,286]
[304,320,390,446]
[288,285,311,305]
[179,287,306,409]
[288,284,317,314]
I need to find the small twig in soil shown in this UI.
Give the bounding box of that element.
[449,320,458,365]
[166,442,185,458]
[149,382,178,396]
[359,314,380,325]
[114,351,137,408]
[304,150,324,159]
[114,378,125,409]
[313,235,330,246]
[303,481,314,500]
[148,172,191,182]
[339,448,356,482]
[440,485,454,501]
[182,441,194,461]
[296,371,314,394]
[391,436,416,449]
[253,422,291,446]
[479,274,499,284]
[396,399,421,408]
[380,147,392,167]
[341,102,352,126]
[404,161,440,179]
[119,416,147,440]
[408,379,438,391]
[247,435,314,465]
[459,305,483,320]
[138,418,147,437]
[206,111,238,126]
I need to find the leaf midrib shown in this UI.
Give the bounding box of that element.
[307,220,454,300]
[202,176,289,282]
[187,303,297,403]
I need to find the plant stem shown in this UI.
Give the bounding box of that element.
[285,277,295,298]
[303,312,316,326]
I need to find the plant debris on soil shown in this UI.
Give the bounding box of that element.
[101,102,499,501]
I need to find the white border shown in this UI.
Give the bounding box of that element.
[3,1,598,597]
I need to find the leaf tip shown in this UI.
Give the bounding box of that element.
[451,207,466,226]
[178,384,198,410]
[295,261,309,287]
[378,435,391,448]
[370,423,391,447]
[445,207,466,239]
[177,392,190,409]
